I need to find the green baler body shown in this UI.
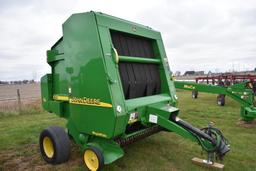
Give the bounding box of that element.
[41,11,179,163]
[42,11,176,137]
[41,11,230,165]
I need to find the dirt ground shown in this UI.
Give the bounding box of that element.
[0,142,83,171]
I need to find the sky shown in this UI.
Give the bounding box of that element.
[0,0,256,81]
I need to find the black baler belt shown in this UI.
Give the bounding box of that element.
[118,63,129,98]
[111,30,161,99]
[110,30,154,58]
[132,63,147,97]
[149,64,161,94]
[126,63,136,99]
[118,62,161,99]
[153,65,161,93]
[145,64,155,95]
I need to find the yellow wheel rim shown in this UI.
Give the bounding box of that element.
[84,149,99,171]
[43,136,54,158]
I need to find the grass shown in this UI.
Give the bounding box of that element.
[0,91,256,170]
[0,99,44,117]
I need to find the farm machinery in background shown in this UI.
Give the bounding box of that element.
[174,74,256,121]
[40,12,230,170]
[195,74,256,96]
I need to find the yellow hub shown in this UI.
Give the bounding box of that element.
[84,149,99,171]
[43,136,54,158]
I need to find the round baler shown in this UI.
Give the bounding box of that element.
[40,11,230,170]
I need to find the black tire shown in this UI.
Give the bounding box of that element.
[39,126,70,164]
[192,90,198,99]
[84,146,104,171]
[217,94,225,106]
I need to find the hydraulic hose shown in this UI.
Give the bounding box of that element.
[171,115,230,158]
[171,116,215,144]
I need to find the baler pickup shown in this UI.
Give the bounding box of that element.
[40,11,230,170]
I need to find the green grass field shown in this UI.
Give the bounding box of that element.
[0,90,256,171]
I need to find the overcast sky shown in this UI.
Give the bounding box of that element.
[0,0,256,81]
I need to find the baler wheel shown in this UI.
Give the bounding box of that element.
[192,90,198,99]
[39,126,70,164]
[84,146,104,171]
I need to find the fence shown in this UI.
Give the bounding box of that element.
[0,83,41,115]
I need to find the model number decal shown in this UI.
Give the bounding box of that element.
[53,95,112,108]
[70,97,112,108]
[70,97,100,105]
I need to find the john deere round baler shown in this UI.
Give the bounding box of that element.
[40,11,230,170]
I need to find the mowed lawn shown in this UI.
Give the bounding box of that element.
[0,90,256,170]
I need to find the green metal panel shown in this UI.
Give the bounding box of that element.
[61,12,116,138]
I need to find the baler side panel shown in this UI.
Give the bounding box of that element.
[62,13,116,138]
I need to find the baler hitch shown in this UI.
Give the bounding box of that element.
[172,116,230,161]
[146,102,230,166]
